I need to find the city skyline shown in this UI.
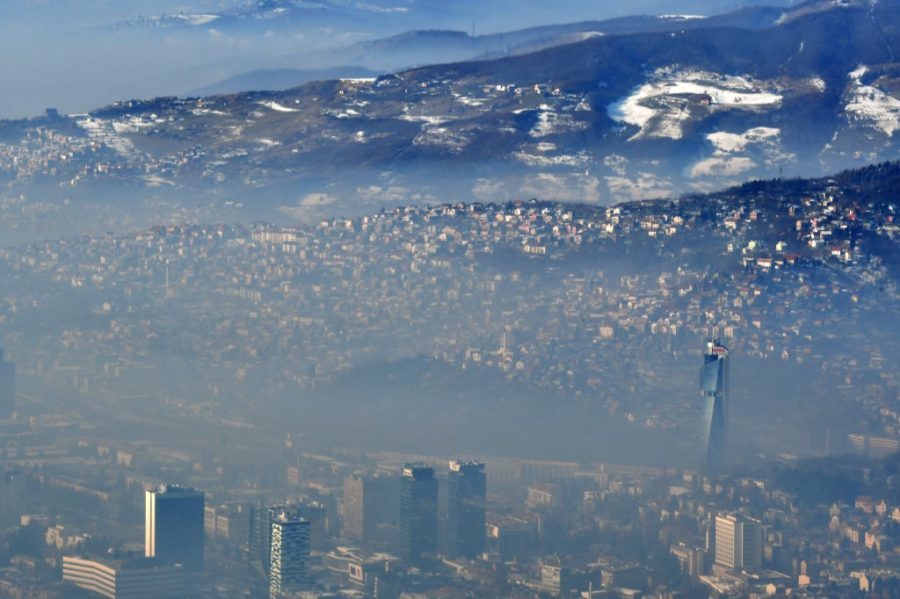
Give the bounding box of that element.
[0,0,897,596]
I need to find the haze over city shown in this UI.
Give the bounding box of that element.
[0,1,897,598]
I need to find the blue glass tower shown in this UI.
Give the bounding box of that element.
[145,485,205,571]
[400,464,438,564]
[699,339,729,474]
[447,460,486,559]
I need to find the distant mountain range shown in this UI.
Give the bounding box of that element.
[194,4,792,94]
[1,0,899,237]
[123,0,796,36]
[0,0,798,118]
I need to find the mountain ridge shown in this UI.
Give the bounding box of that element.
[1,0,900,242]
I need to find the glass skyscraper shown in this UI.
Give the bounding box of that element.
[700,338,729,474]
[447,460,486,559]
[145,485,205,571]
[400,464,438,564]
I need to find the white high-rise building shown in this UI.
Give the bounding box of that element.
[715,513,763,572]
[62,556,186,598]
[269,511,310,598]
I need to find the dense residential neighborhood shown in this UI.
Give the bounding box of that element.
[0,166,896,459]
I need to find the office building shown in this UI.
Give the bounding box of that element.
[342,475,366,540]
[62,556,185,598]
[446,460,486,559]
[400,463,438,564]
[145,485,204,571]
[538,562,572,596]
[250,503,276,579]
[324,546,400,593]
[205,502,251,546]
[0,350,14,419]
[342,472,400,541]
[269,510,311,598]
[671,543,705,578]
[296,502,327,551]
[715,514,763,572]
[0,467,23,528]
[250,503,313,586]
[699,338,729,474]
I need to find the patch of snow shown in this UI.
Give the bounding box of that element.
[259,100,299,113]
[192,108,229,117]
[111,117,154,134]
[608,67,783,140]
[514,150,590,167]
[77,117,141,160]
[850,64,868,80]
[455,95,487,106]
[566,31,605,41]
[413,127,469,153]
[707,127,780,153]
[691,156,757,177]
[659,14,706,20]
[691,126,794,178]
[325,108,362,119]
[398,114,453,125]
[530,109,588,137]
[845,65,900,136]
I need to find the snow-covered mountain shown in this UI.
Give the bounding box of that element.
[0,0,897,236]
